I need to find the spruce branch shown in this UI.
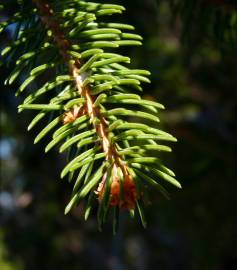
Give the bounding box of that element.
[1,0,180,230]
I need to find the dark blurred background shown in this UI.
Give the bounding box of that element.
[0,0,237,269]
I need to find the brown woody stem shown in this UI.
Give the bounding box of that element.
[33,0,129,178]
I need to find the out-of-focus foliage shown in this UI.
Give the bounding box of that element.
[0,0,237,270]
[170,0,237,49]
